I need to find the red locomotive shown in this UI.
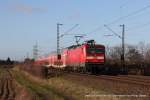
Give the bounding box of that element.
[35,40,105,74]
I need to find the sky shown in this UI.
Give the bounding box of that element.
[1,0,150,60]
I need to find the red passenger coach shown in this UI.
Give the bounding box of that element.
[35,54,63,68]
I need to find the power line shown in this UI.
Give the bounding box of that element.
[119,0,132,20]
[86,4,150,35]
[126,21,150,32]
[60,24,79,37]
[120,0,131,8]
[86,26,103,34]
[107,4,150,26]
[104,25,122,39]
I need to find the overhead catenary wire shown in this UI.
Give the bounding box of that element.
[120,0,131,8]
[107,4,150,26]
[60,24,79,38]
[126,21,150,32]
[86,4,150,35]
[86,26,103,35]
[104,24,122,39]
[119,0,132,21]
[86,0,130,35]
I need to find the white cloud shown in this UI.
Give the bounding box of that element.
[9,2,47,14]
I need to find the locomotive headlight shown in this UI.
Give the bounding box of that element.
[87,56,104,59]
[86,56,94,59]
[97,57,104,59]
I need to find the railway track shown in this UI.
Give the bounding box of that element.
[0,68,16,100]
[118,75,150,82]
[114,75,150,84]
[64,72,150,98]
[67,72,150,86]
[100,75,150,86]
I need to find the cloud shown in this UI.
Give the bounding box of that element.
[10,2,47,14]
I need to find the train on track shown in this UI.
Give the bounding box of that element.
[22,39,150,76]
[34,40,111,74]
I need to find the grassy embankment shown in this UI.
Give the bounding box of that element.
[12,68,70,100]
[12,67,121,100]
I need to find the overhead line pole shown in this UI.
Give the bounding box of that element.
[57,23,78,60]
[104,24,126,73]
[57,23,63,60]
[120,24,125,70]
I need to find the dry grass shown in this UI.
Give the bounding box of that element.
[12,67,68,100]
[15,81,35,100]
[13,67,118,100]
[47,76,109,100]
[12,66,149,100]
[58,74,149,100]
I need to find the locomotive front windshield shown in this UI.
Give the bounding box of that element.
[86,48,105,54]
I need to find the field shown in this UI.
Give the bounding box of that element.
[0,65,150,100]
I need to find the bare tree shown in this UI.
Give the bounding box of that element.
[138,41,145,62]
[144,43,150,64]
[106,45,122,65]
[126,45,143,65]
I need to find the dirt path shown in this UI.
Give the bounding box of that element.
[0,68,35,100]
[0,68,15,100]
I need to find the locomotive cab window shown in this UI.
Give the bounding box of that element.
[86,48,105,53]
